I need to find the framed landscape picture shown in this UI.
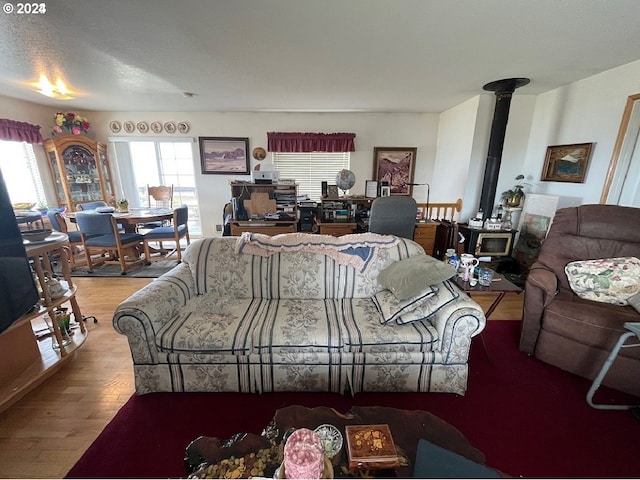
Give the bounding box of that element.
[199,137,250,174]
[373,147,417,195]
[541,142,594,183]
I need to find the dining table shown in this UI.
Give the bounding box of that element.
[66,207,174,233]
[14,210,45,230]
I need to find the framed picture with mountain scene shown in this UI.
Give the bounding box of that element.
[373,147,417,195]
[199,137,250,174]
[541,142,594,183]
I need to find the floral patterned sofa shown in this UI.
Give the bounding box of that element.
[113,233,486,396]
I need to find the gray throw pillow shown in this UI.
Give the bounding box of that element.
[378,254,457,300]
[628,292,640,314]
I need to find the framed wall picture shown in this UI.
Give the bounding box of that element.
[373,147,417,195]
[365,180,378,198]
[541,142,594,183]
[199,137,250,174]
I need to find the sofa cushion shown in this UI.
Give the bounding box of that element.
[377,254,456,300]
[395,281,461,325]
[372,286,439,324]
[251,299,344,354]
[341,298,438,353]
[372,281,460,325]
[155,297,261,355]
[184,235,426,300]
[565,256,640,305]
[543,289,640,358]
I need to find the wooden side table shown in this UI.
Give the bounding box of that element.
[452,270,523,363]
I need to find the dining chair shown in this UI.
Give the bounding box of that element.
[139,184,174,231]
[147,185,173,209]
[47,210,86,269]
[368,196,418,239]
[75,212,144,274]
[142,205,190,262]
[77,200,108,211]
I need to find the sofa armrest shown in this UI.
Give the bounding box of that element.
[112,263,195,364]
[519,264,559,354]
[428,294,486,364]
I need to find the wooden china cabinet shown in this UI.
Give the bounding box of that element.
[44,134,115,211]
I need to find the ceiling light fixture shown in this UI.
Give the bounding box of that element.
[33,74,75,100]
[183,92,195,98]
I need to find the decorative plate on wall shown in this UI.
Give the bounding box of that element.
[123,121,135,134]
[137,121,149,133]
[177,122,190,134]
[164,121,176,134]
[252,147,266,160]
[150,121,163,134]
[109,121,121,133]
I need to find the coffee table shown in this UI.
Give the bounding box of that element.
[185,405,495,478]
[453,270,523,363]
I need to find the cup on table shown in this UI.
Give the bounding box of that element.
[477,267,494,286]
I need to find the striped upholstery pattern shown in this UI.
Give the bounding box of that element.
[115,233,486,396]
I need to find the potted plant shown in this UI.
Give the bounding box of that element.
[117,198,129,212]
[500,175,527,207]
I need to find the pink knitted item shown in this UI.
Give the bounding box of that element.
[283,428,325,479]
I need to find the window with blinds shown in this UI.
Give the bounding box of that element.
[0,140,46,207]
[272,152,350,201]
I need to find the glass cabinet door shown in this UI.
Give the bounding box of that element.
[62,146,104,204]
[47,150,67,207]
[44,135,116,211]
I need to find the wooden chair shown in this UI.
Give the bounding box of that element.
[140,185,174,231]
[147,185,173,209]
[75,212,144,275]
[142,205,190,262]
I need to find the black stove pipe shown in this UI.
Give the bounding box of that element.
[478,78,530,220]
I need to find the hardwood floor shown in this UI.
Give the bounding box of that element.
[0,277,151,478]
[0,277,523,479]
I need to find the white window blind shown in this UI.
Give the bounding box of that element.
[272,152,350,202]
[0,140,46,206]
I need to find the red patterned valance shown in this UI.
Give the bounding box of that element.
[267,132,356,152]
[0,119,44,144]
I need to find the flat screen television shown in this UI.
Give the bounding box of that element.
[0,169,40,334]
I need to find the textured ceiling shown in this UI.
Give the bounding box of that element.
[2,0,640,113]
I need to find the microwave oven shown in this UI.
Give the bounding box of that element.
[458,225,515,257]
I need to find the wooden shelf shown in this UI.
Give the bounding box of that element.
[0,235,88,413]
[0,319,87,413]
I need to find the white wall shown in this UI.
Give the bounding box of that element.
[524,59,640,208]
[89,111,439,236]
[432,96,479,219]
[2,57,639,235]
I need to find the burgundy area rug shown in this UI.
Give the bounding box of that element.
[67,321,640,478]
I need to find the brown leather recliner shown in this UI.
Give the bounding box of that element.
[520,204,640,397]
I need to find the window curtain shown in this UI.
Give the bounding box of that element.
[267,132,355,152]
[0,119,44,144]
